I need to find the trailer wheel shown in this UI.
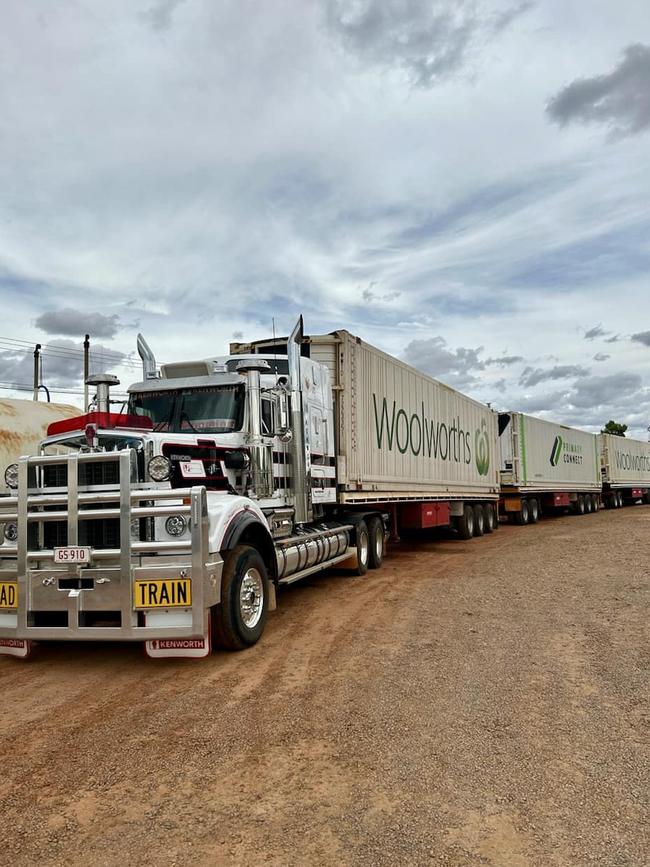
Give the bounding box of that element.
[585,495,593,514]
[491,504,500,530]
[575,494,585,515]
[367,517,385,569]
[483,504,495,534]
[643,491,650,505]
[472,504,485,536]
[617,491,624,508]
[515,499,529,525]
[212,545,269,651]
[529,498,539,523]
[456,505,475,539]
[355,521,370,575]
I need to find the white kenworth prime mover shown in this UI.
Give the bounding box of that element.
[0,318,499,659]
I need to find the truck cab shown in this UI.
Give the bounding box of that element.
[0,319,364,659]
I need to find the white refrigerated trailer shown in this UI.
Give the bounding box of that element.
[498,411,601,523]
[232,327,501,539]
[599,433,650,507]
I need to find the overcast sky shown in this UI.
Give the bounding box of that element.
[1,1,649,435]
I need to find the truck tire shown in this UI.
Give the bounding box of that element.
[584,495,593,514]
[212,545,269,651]
[575,494,585,515]
[473,503,485,536]
[515,499,529,525]
[617,491,624,508]
[491,504,500,529]
[529,498,539,523]
[367,516,385,569]
[456,504,475,539]
[643,491,650,505]
[355,521,370,575]
[483,503,495,533]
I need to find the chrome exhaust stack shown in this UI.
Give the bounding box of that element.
[137,333,159,380]
[287,316,312,525]
[236,358,273,499]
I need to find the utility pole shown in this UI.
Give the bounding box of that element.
[83,334,90,411]
[33,344,41,401]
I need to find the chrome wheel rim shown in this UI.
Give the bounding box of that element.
[359,533,369,565]
[239,568,264,629]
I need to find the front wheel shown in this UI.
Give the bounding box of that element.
[212,545,269,651]
[367,516,385,569]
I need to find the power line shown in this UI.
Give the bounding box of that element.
[0,334,148,369]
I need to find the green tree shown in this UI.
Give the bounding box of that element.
[601,420,627,437]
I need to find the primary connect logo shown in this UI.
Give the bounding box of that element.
[550,435,563,467]
[550,435,583,466]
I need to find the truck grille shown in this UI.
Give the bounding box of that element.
[42,462,121,488]
[43,518,121,550]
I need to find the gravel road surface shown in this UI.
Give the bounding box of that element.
[1,506,648,867]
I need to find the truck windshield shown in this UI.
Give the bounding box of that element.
[128,385,245,434]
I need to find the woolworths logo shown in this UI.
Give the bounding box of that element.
[372,394,490,475]
[475,419,490,476]
[550,435,583,466]
[614,450,650,472]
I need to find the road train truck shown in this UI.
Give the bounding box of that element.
[0,319,499,658]
[498,412,601,522]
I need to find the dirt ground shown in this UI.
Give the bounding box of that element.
[1,506,648,867]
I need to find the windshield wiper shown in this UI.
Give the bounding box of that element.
[180,411,199,433]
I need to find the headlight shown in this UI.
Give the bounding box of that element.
[165,515,187,537]
[4,463,18,489]
[4,522,17,542]
[148,455,172,482]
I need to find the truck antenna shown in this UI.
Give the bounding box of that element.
[272,317,278,387]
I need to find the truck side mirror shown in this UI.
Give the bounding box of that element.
[276,390,292,443]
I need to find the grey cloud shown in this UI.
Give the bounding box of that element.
[547,43,650,137]
[593,353,610,362]
[509,372,649,434]
[402,336,484,388]
[143,0,186,32]
[568,372,642,408]
[519,364,590,388]
[584,324,608,340]
[605,334,621,343]
[362,282,401,303]
[631,330,650,347]
[232,331,244,340]
[35,308,120,340]
[326,0,530,86]
[485,354,524,367]
[492,1,535,33]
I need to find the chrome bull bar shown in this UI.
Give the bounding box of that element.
[0,450,220,642]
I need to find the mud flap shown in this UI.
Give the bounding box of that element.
[0,638,35,659]
[144,611,212,659]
